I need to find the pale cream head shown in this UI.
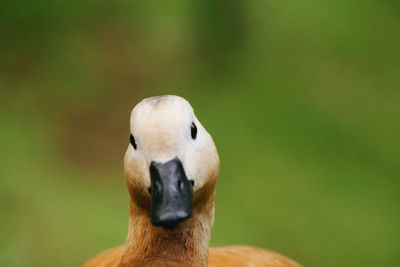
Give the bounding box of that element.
[124,95,219,209]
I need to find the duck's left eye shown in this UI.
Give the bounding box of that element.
[191,122,197,139]
[130,134,137,149]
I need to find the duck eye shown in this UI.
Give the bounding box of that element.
[191,122,197,139]
[130,134,137,149]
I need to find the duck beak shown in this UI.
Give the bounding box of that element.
[149,157,193,229]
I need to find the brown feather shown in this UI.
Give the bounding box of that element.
[82,245,301,267]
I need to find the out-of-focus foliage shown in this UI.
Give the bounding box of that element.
[1,1,399,266]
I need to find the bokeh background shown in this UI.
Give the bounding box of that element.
[1,1,399,266]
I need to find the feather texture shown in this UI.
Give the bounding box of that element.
[82,245,301,267]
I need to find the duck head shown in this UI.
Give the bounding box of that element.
[124,95,219,229]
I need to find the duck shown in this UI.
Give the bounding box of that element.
[81,95,301,267]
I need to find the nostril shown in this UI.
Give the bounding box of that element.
[148,187,152,194]
[177,180,183,192]
[190,180,194,187]
[155,181,162,194]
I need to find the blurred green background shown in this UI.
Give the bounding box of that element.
[1,0,399,266]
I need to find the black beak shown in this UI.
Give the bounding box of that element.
[149,157,193,229]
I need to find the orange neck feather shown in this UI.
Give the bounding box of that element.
[118,194,215,267]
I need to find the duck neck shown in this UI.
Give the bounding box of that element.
[118,196,214,267]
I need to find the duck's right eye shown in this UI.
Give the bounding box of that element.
[130,134,137,149]
[191,122,197,139]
